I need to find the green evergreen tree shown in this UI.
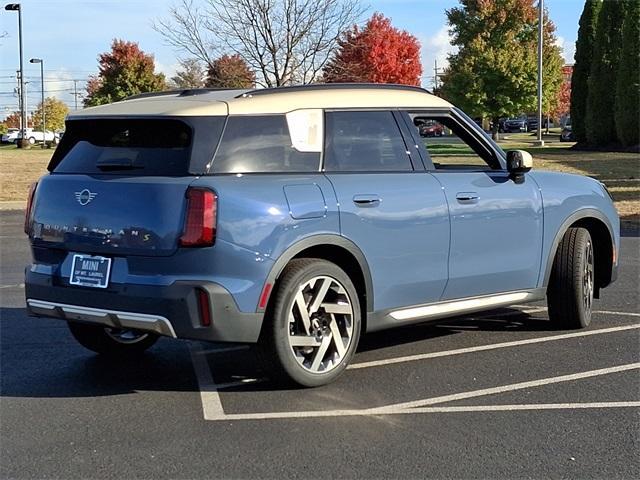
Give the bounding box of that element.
[571,0,602,144]
[585,0,627,145]
[615,2,640,147]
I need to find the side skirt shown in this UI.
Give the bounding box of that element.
[366,288,546,332]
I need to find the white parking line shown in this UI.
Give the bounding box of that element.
[0,283,24,289]
[371,363,640,412]
[348,323,640,370]
[189,342,225,420]
[197,357,640,421]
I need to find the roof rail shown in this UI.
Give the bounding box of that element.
[124,88,239,101]
[236,83,432,98]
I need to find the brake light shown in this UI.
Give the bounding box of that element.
[24,182,37,235]
[180,188,216,247]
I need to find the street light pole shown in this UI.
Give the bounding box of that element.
[5,3,27,148]
[536,0,544,146]
[30,58,44,148]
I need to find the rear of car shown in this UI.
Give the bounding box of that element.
[504,117,527,133]
[25,114,266,346]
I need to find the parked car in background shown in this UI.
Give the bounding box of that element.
[561,119,575,142]
[504,116,528,133]
[418,119,444,137]
[2,128,19,144]
[527,116,539,132]
[24,84,620,387]
[16,128,58,145]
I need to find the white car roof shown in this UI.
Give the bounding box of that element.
[68,84,452,118]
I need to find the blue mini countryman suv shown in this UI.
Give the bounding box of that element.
[24,84,620,386]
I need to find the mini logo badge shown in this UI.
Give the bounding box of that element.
[75,189,97,206]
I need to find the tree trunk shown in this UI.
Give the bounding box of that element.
[491,116,500,141]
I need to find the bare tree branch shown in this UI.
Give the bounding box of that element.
[154,0,366,87]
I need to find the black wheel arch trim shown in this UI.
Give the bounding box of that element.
[542,208,616,288]
[259,234,374,313]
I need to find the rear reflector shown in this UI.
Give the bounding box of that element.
[258,283,273,309]
[24,182,37,235]
[197,288,212,327]
[180,188,217,247]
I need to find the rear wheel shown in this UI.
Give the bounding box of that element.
[258,259,361,387]
[67,322,158,356]
[27,136,36,145]
[547,227,595,329]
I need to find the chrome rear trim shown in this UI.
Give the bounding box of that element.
[26,299,177,338]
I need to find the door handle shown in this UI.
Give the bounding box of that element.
[456,192,479,203]
[353,194,381,207]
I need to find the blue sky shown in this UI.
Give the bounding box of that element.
[0,0,584,117]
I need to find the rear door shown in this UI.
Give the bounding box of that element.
[323,110,450,313]
[402,109,543,300]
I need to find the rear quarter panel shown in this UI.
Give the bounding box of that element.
[190,174,340,312]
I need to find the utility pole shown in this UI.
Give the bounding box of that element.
[70,79,81,110]
[434,59,440,93]
[536,0,544,146]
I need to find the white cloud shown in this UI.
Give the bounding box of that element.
[555,36,575,65]
[20,68,83,112]
[154,59,180,81]
[419,25,458,90]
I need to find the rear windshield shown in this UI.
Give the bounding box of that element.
[49,117,224,176]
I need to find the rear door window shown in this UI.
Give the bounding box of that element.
[324,111,413,172]
[211,115,321,173]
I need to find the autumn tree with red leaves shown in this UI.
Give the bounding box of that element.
[552,66,572,119]
[3,111,22,129]
[84,39,166,107]
[205,54,255,89]
[323,13,422,85]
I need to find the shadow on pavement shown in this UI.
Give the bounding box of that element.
[1,306,558,398]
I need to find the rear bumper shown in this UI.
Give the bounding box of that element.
[25,270,263,343]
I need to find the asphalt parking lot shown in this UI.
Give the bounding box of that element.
[1,209,639,479]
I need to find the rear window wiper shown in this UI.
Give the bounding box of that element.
[96,159,144,171]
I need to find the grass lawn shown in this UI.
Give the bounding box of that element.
[1,142,638,227]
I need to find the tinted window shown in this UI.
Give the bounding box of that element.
[324,111,412,172]
[50,118,210,176]
[211,115,320,173]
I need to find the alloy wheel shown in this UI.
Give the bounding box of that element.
[583,240,594,314]
[287,276,354,374]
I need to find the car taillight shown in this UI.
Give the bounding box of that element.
[24,182,37,235]
[180,187,217,247]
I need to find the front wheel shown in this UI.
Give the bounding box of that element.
[258,259,361,387]
[67,321,158,356]
[27,136,36,145]
[547,227,595,329]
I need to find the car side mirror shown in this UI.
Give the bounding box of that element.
[506,150,533,173]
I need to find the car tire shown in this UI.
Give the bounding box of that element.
[67,321,158,356]
[28,137,35,145]
[547,227,595,329]
[258,258,362,387]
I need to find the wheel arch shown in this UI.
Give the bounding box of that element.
[260,235,374,329]
[543,209,616,296]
